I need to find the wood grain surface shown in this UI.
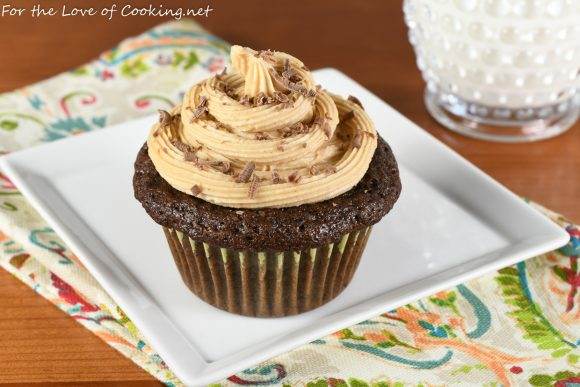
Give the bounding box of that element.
[0,0,577,384]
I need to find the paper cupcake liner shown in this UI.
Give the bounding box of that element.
[162,226,372,317]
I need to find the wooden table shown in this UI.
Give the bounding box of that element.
[0,0,577,384]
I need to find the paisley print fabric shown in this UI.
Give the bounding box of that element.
[0,20,577,386]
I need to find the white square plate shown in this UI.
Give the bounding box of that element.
[0,69,568,386]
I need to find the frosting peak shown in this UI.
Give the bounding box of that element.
[147,46,378,209]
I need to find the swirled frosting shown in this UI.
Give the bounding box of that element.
[147,45,377,209]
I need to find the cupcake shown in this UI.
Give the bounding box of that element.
[134,46,401,317]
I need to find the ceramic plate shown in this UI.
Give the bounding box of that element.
[0,69,568,386]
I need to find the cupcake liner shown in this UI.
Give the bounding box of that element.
[162,226,372,317]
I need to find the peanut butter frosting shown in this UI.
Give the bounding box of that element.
[146,45,377,209]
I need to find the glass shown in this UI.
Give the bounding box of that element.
[404,0,580,142]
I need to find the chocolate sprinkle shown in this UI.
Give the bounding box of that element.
[347,95,364,109]
[235,162,255,183]
[190,185,202,196]
[248,175,260,199]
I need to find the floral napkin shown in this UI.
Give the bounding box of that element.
[0,19,578,386]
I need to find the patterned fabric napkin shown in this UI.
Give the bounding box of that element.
[0,19,578,386]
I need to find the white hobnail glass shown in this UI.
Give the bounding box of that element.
[404,0,580,142]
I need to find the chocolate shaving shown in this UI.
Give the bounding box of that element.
[273,91,290,103]
[307,89,317,98]
[255,92,273,106]
[198,96,208,107]
[279,101,293,109]
[279,122,309,138]
[255,132,270,140]
[184,151,198,162]
[190,96,209,121]
[353,132,363,148]
[258,50,276,64]
[170,138,191,153]
[288,171,302,183]
[158,109,172,127]
[322,121,332,138]
[310,163,337,175]
[239,95,252,106]
[248,175,260,199]
[312,116,325,127]
[235,162,255,183]
[216,67,227,79]
[211,160,231,174]
[271,170,284,184]
[171,113,181,128]
[286,81,308,95]
[341,110,356,122]
[190,185,202,196]
[348,95,364,109]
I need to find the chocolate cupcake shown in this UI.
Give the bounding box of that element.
[134,46,401,317]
